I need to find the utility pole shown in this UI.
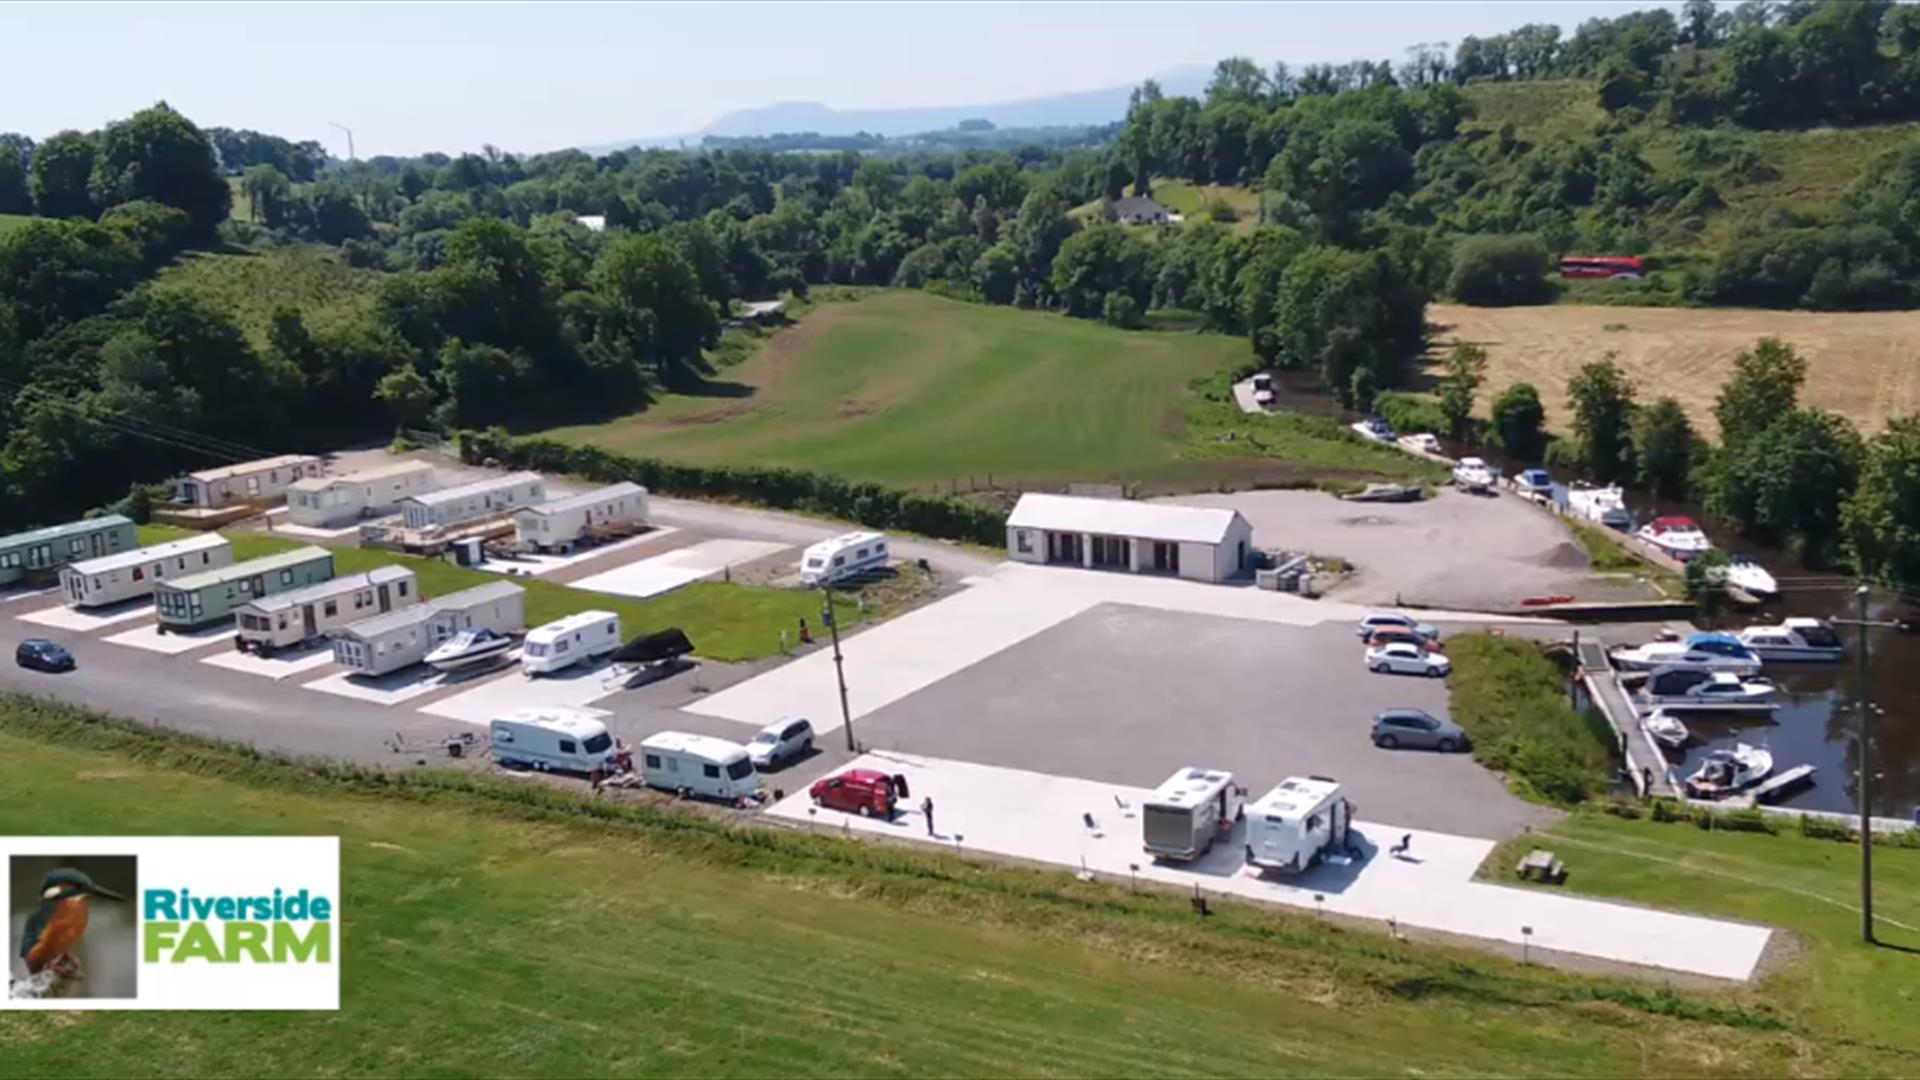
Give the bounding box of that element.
[329,121,355,162]
[1855,583,1874,944]
[822,584,854,753]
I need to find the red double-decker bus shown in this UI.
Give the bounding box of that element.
[1558,255,1645,280]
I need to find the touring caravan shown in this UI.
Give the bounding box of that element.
[234,566,418,654]
[153,546,335,631]
[521,610,621,675]
[1243,777,1353,873]
[798,531,889,587]
[60,533,231,608]
[0,516,138,587]
[1142,767,1246,862]
[489,707,620,773]
[330,581,526,677]
[638,731,761,802]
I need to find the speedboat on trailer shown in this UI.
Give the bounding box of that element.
[1567,482,1631,529]
[1510,468,1553,502]
[425,628,515,672]
[1451,457,1496,493]
[1736,618,1844,662]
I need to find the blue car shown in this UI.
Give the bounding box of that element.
[15,638,75,673]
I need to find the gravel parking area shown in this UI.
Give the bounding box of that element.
[851,604,1556,838]
[1158,488,1655,610]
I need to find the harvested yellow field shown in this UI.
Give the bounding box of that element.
[1429,303,1920,437]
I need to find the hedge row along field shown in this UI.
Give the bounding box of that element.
[1444,633,1617,805]
[460,428,1007,547]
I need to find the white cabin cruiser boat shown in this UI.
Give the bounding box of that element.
[1610,632,1762,675]
[1718,556,1779,597]
[1639,668,1779,711]
[1399,432,1443,455]
[1567,482,1631,528]
[425,628,515,672]
[1451,456,1496,493]
[1636,516,1713,561]
[1684,743,1773,798]
[1509,468,1553,503]
[1643,709,1690,751]
[1350,417,1396,443]
[1736,618,1844,662]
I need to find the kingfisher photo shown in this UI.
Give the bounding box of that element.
[9,855,137,1000]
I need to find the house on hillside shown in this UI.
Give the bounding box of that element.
[1107,196,1170,226]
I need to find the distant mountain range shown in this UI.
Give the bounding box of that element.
[584,67,1209,152]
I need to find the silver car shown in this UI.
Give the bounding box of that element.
[747,717,814,769]
[1372,709,1468,752]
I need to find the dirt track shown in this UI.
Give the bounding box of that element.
[1430,303,1920,436]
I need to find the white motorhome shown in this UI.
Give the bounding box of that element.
[234,566,418,655]
[1243,776,1353,873]
[513,482,648,553]
[638,730,760,802]
[521,610,621,675]
[489,707,619,773]
[798,531,889,587]
[60,533,232,608]
[1142,767,1247,861]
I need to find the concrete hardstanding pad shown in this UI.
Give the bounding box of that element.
[16,599,154,632]
[475,528,679,579]
[270,521,363,541]
[103,621,235,655]
[201,642,338,681]
[304,655,519,706]
[418,660,626,725]
[768,754,1774,982]
[570,539,790,599]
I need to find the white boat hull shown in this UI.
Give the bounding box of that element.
[1609,652,1762,676]
[1741,643,1842,663]
[426,642,514,672]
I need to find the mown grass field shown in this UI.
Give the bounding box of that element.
[1428,302,1920,437]
[145,248,381,352]
[543,291,1427,492]
[137,525,852,663]
[0,212,42,237]
[1,697,1909,1077]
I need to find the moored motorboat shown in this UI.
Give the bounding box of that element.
[1684,743,1774,798]
[1451,456,1496,493]
[1350,417,1396,443]
[1636,515,1713,561]
[1735,617,1844,662]
[1509,468,1553,503]
[1720,556,1779,598]
[1643,709,1690,750]
[1567,481,1631,529]
[425,627,515,672]
[1639,669,1779,711]
[1399,433,1443,455]
[1609,632,1762,675]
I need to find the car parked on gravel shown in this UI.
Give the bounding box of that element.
[1365,642,1450,677]
[1372,709,1468,752]
[1355,612,1439,642]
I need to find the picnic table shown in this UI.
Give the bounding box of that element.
[1515,848,1567,884]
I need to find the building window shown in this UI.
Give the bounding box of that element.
[324,600,338,617]
[1016,531,1032,554]
[280,569,294,586]
[132,567,145,581]
[69,538,85,555]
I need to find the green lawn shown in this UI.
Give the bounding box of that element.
[0,697,1889,1077]
[137,525,850,663]
[1485,811,1920,1068]
[542,291,1423,492]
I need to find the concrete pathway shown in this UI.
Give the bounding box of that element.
[768,753,1773,982]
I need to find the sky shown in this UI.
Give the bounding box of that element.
[0,1,1672,158]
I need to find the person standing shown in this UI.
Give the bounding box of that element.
[921,795,935,836]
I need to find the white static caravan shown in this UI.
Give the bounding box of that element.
[1005,493,1254,584]
[234,565,419,654]
[638,731,760,802]
[1141,767,1247,862]
[513,482,648,553]
[489,707,620,773]
[1243,777,1353,874]
[798,531,889,587]
[330,581,526,677]
[174,454,324,510]
[60,534,232,608]
[286,461,438,528]
[398,472,546,532]
[521,610,621,675]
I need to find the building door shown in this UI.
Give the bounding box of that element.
[302,605,318,639]
[90,532,105,557]
[377,583,391,612]
[1152,542,1179,574]
[26,543,50,570]
[1051,532,1083,565]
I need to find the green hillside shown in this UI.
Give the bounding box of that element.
[145,247,381,350]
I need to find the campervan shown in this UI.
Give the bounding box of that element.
[489,707,619,773]
[798,531,888,587]
[638,731,761,802]
[1244,777,1352,873]
[1142,767,1246,861]
[521,610,621,675]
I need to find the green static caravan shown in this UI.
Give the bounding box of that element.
[152,545,335,632]
[0,515,138,587]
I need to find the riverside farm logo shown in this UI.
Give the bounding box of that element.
[4,837,338,1010]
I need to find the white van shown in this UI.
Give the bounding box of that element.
[799,531,888,588]
[489,707,619,773]
[521,610,621,675]
[1244,776,1352,873]
[639,731,760,802]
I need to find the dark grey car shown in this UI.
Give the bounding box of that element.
[1371,709,1467,752]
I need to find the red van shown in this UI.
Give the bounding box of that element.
[809,768,899,818]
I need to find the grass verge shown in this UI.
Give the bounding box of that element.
[137,525,851,663]
[1445,633,1616,805]
[0,695,1889,1076]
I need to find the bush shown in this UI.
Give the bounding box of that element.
[460,429,1006,546]
[1372,391,1447,436]
[1798,814,1857,843]
[1446,634,1614,806]
[1447,234,1556,306]
[1489,383,1547,461]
